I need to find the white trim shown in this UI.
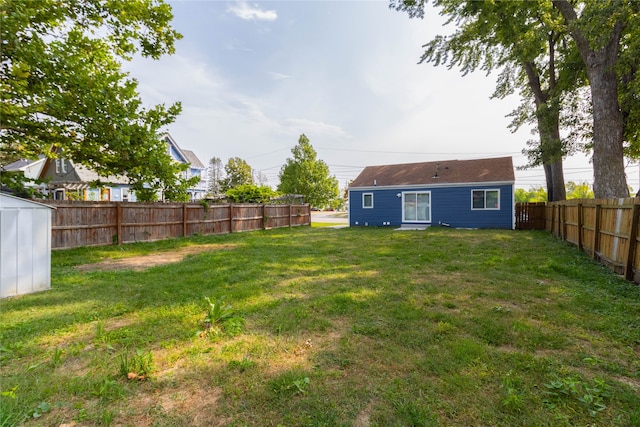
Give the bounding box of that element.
[350,180,514,191]
[362,192,374,209]
[471,189,500,210]
[402,191,431,223]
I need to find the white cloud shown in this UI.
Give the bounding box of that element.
[268,71,291,80]
[284,118,351,141]
[227,1,277,22]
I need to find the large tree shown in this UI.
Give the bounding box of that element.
[278,134,340,208]
[552,0,639,198]
[392,0,586,201]
[208,156,224,196]
[220,157,253,192]
[1,0,188,197]
[393,0,640,199]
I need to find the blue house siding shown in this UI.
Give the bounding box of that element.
[349,183,514,229]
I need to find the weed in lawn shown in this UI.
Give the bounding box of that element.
[270,370,311,397]
[501,370,525,412]
[119,349,154,380]
[91,376,126,401]
[50,347,64,367]
[30,401,51,419]
[200,295,245,338]
[544,375,612,417]
[228,357,256,372]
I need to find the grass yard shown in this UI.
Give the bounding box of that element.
[1,227,639,426]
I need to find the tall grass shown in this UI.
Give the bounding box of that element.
[1,227,639,426]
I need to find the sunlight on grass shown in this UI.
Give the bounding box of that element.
[1,227,639,426]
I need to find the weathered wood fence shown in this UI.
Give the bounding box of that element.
[516,199,640,284]
[42,201,310,249]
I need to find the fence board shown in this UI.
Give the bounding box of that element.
[516,199,640,285]
[42,201,310,249]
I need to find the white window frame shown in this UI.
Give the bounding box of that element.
[402,191,431,223]
[55,158,67,174]
[362,193,374,209]
[471,189,500,210]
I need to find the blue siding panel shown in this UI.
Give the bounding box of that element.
[349,184,514,229]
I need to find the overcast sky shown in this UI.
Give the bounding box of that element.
[126,0,638,192]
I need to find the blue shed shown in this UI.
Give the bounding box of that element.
[348,157,515,229]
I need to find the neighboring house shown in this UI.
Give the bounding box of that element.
[3,156,47,181]
[39,158,133,201]
[348,156,515,229]
[164,134,207,201]
[38,134,207,202]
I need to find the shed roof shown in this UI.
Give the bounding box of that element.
[349,157,514,188]
[0,192,55,209]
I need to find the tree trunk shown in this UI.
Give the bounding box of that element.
[588,59,629,198]
[553,0,629,198]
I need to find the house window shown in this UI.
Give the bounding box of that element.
[53,189,65,200]
[472,189,500,210]
[403,192,431,222]
[55,159,67,174]
[363,193,373,209]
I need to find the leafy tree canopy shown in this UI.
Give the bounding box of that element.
[208,156,224,196]
[225,184,278,204]
[221,157,253,191]
[277,134,340,208]
[515,187,548,203]
[565,181,594,199]
[1,0,188,198]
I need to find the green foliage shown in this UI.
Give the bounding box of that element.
[565,181,594,199]
[277,134,340,208]
[200,295,245,338]
[515,187,547,203]
[544,376,612,417]
[270,371,311,397]
[221,157,253,191]
[0,0,185,196]
[225,184,278,203]
[392,0,580,201]
[119,349,154,380]
[208,156,224,196]
[204,296,234,325]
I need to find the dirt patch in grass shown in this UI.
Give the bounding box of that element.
[123,383,226,427]
[75,244,236,272]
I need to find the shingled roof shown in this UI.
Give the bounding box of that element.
[349,157,514,188]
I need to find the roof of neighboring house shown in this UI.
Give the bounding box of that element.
[73,164,129,185]
[3,156,46,171]
[349,156,515,188]
[182,150,205,169]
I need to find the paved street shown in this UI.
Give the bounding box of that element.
[311,211,349,225]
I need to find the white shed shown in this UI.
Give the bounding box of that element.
[0,193,55,298]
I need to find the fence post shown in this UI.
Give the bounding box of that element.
[229,204,234,233]
[577,203,583,251]
[624,203,640,281]
[262,204,267,230]
[116,202,123,245]
[183,203,188,237]
[560,203,569,241]
[289,205,292,228]
[592,204,601,260]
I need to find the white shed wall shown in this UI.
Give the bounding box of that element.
[0,194,53,298]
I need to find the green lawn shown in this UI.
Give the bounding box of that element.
[1,227,639,426]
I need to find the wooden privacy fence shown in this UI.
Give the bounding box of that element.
[516,199,640,284]
[42,201,311,249]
